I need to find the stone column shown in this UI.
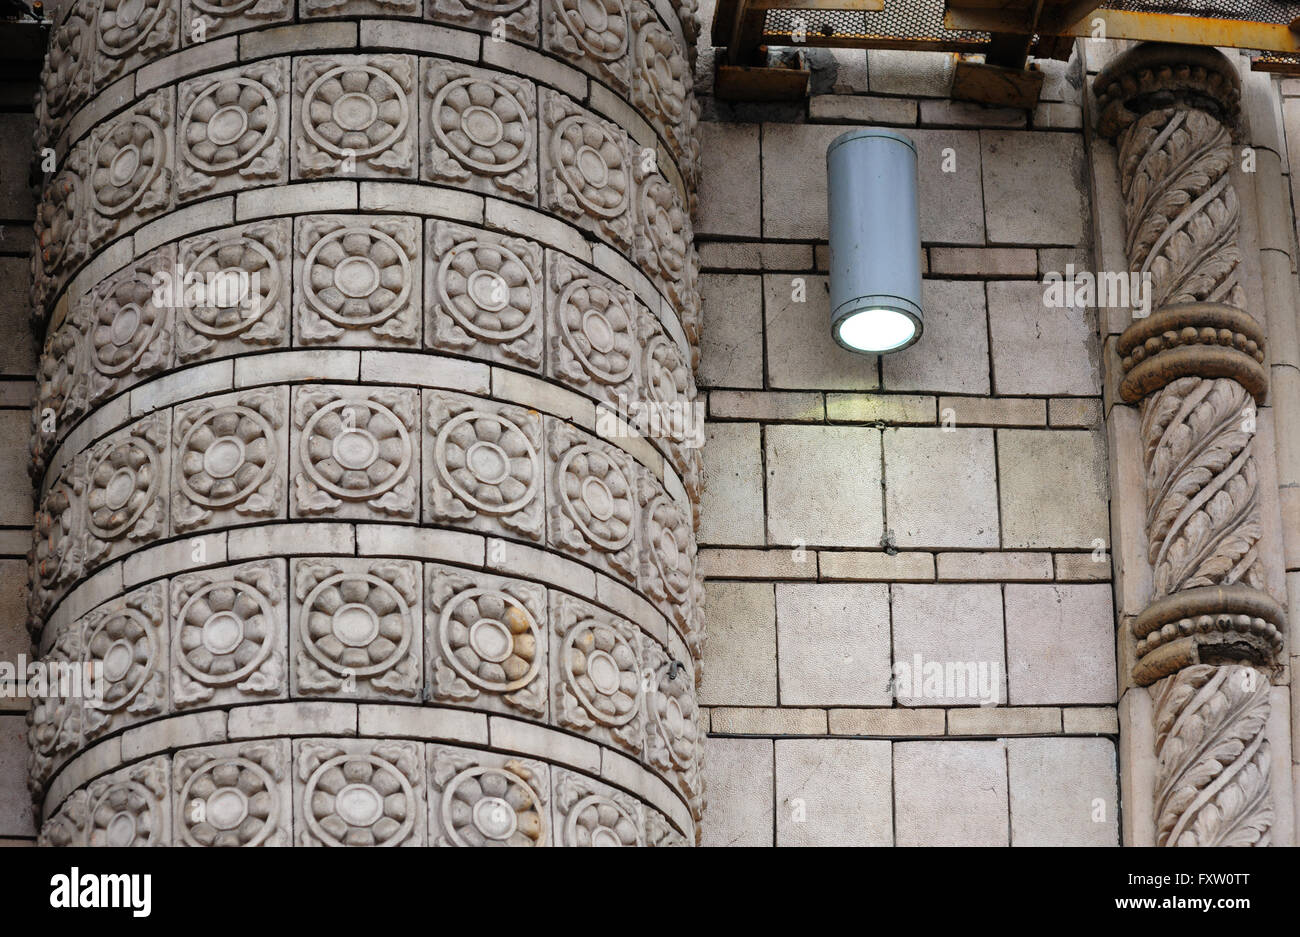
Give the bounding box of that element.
[25,0,706,846]
[1095,44,1285,847]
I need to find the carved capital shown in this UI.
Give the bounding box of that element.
[1094,43,1241,141]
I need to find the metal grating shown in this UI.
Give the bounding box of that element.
[763,0,988,47]
[1101,0,1299,22]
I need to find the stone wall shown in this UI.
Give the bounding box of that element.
[19,0,706,846]
[692,29,1120,847]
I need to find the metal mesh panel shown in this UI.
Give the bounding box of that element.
[1101,0,1300,23]
[763,0,988,46]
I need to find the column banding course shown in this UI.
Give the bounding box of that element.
[25,0,707,847]
[1095,43,1285,848]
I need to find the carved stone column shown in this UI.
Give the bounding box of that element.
[26,0,706,846]
[1095,44,1285,847]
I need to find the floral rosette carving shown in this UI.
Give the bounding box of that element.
[553,596,643,752]
[172,561,285,705]
[429,222,543,368]
[39,791,90,847]
[88,92,172,245]
[642,640,702,809]
[94,0,178,83]
[631,3,687,130]
[186,0,291,39]
[178,62,287,198]
[549,256,638,404]
[549,426,638,579]
[296,740,423,846]
[84,254,174,403]
[35,10,93,146]
[544,0,631,90]
[30,319,88,476]
[428,567,546,715]
[433,0,537,40]
[303,0,416,14]
[86,759,169,847]
[174,389,284,532]
[426,393,544,539]
[543,92,633,246]
[296,216,418,344]
[82,584,168,738]
[639,308,696,456]
[425,63,536,198]
[177,222,289,360]
[430,747,548,846]
[84,413,168,564]
[637,473,693,621]
[294,387,418,518]
[555,770,643,846]
[176,742,289,846]
[32,151,89,314]
[634,167,690,304]
[294,559,421,697]
[26,624,86,791]
[646,809,687,846]
[297,56,415,177]
[31,468,82,619]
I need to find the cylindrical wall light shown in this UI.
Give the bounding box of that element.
[827,128,924,354]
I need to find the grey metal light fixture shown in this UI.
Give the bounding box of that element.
[826,128,924,354]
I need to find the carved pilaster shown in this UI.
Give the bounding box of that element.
[1095,43,1285,846]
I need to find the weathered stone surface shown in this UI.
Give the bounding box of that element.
[696,123,760,237]
[776,583,891,705]
[763,274,879,391]
[883,280,990,394]
[1007,737,1119,845]
[776,739,892,846]
[998,429,1109,548]
[699,274,764,388]
[699,422,765,546]
[700,581,777,706]
[765,425,883,547]
[702,738,774,847]
[883,427,999,547]
[981,130,1088,245]
[988,280,1100,396]
[1005,584,1117,705]
[894,740,1009,846]
[890,583,1006,706]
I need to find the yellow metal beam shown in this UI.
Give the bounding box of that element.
[746,0,883,8]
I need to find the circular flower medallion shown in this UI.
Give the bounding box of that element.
[182,77,277,175]
[641,180,687,280]
[560,618,640,726]
[649,664,701,772]
[441,765,545,846]
[557,279,635,385]
[301,399,412,501]
[645,495,691,601]
[179,405,277,510]
[432,76,531,175]
[440,587,541,692]
[90,114,166,217]
[90,273,166,378]
[552,115,629,218]
[302,65,409,160]
[84,607,158,713]
[89,781,161,847]
[635,21,686,124]
[301,572,412,678]
[183,235,281,338]
[565,793,638,846]
[554,0,629,62]
[176,578,276,686]
[557,444,634,551]
[36,170,82,274]
[304,226,411,329]
[96,0,168,59]
[180,756,280,847]
[34,484,75,590]
[303,752,416,846]
[87,437,160,540]
[434,410,539,515]
[192,0,260,14]
[437,239,538,342]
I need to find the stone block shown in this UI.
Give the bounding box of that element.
[998,429,1109,548]
[867,49,954,96]
[890,583,1005,706]
[699,422,765,546]
[818,551,935,581]
[981,130,1088,245]
[1007,737,1118,845]
[292,737,425,845]
[883,427,999,547]
[828,708,945,736]
[1005,583,1117,705]
[763,274,878,391]
[699,581,776,706]
[776,583,891,705]
[988,280,1099,395]
[699,274,764,389]
[701,738,773,847]
[883,280,990,394]
[697,123,761,237]
[776,739,892,846]
[894,740,1008,846]
[765,424,883,547]
[711,707,827,734]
